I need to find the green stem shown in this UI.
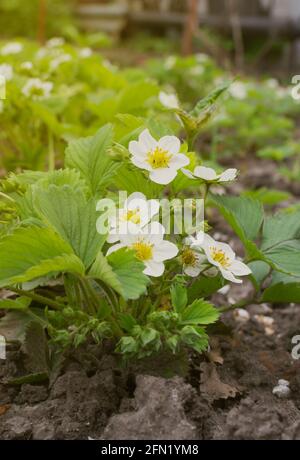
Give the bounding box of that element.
[48,130,55,171]
[10,287,65,310]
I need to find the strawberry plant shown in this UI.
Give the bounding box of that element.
[1,81,300,370]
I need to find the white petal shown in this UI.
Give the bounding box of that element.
[184,265,202,277]
[131,155,152,171]
[158,135,181,155]
[147,199,160,219]
[230,260,252,276]
[153,240,178,262]
[126,192,147,207]
[142,222,165,243]
[106,243,125,256]
[144,260,165,277]
[181,168,196,179]
[169,153,190,169]
[219,168,237,182]
[149,168,178,185]
[204,266,218,277]
[220,268,243,284]
[194,166,218,181]
[128,140,148,158]
[107,233,120,243]
[139,129,157,152]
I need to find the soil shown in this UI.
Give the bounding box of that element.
[0,157,300,440]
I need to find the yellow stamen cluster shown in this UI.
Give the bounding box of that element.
[210,247,230,268]
[123,208,141,224]
[181,248,197,267]
[132,241,153,261]
[147,147,172,169]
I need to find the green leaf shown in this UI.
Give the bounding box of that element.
[188,275,224,303]
[113,163,163,199]
[118,313,137,332]
[0,226,85,287]
[211,194,264,257]
[170,283,188,313]
[260,210,300,276]
[65,124,120,194]
[140,328,160,347]
[261,209,300,251]
[180,325,209,353]
[190,82,230,118]
[116,336,138,354]
[248,260,270,289]
[181,299,219,325]
[0,296,31,310]
[242,188,291,206]
[34,185,106,268]
[117,81,158,113]
[261,281,300,303]
[90,248,149,300]
[7,372,49,386]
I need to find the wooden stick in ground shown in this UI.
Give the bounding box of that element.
[226,0,245,70]
[181,0,199,56]
[37,0,47,45]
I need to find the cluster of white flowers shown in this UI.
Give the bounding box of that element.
[105,193,178,277]
[101,129,250,283]
[0,64,13,81]
[182,232,251,283]
[1,42,23,56]
[22,78,53,100]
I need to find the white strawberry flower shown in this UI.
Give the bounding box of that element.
[159,91,179,109]
[0,64,13,81]
[1,42,23,55]
[181,240,207,278]
[182,165,237,183]
[194,234,251,284]
[107,192,160,243]
[22,78,53,100]
[129,129,189,185]
[107,222,178,277]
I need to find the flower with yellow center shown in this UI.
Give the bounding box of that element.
[181,245,206,277]
[106,192,160,244]
[129,129,189,185]
[132,241,153,261]
[196,233,251,284]
[107,222,178,277]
